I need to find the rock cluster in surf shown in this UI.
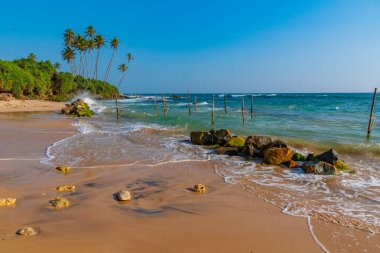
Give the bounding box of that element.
[61,99,94,117]
[190,129,355,175]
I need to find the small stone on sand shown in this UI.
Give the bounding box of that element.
[56,185,76,192]
[193,184,206,194]
[50,197,70,209]
[55,165,71,174]
[0,198,17,207]
[16,227,37,236]
[116,190,131,201]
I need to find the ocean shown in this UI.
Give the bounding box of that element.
[45,93,380,234]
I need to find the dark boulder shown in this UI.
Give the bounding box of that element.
[61,99,94,117]
[315,149,341,164]
[190,131,212,145]
[302,161,340,175]
[244,135,273,157]
[214,147,239,156]
[263,147,293,165]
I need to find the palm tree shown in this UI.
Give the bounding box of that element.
[61,47,76,75]
[85,25,96,39]
[93,34,105,80]
[74,35,88,77]
[115,63,128,119]
[27,53,36,62]
[54,62,61,70]
[87,39,95,78]
[104,36,119,82]
[84,26,96,78]
[127,53,134,64]
[63,29,75,47]
[117,63,128,88]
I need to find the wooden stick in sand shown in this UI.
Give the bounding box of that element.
[242,96,245,124]
[154,96,157,113]
[224,95,227,113]
[250,95,254,119]
[162,95,168,117]
[211,96,215,128]
[115,93,120,119]
[187,90,191,116]
[367,87,377,138]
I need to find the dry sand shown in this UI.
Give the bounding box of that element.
[0,99,64,113]
[0,113,378,252]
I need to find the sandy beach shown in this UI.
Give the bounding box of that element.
[0,109,379,253]
[0,100,65,113]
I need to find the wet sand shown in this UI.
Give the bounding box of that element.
[0,113,378,252]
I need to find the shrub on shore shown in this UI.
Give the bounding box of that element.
[0,55,118,101]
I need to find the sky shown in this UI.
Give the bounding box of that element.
[0,0,380,93]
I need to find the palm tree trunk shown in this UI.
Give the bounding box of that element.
[89,49,93,79]
[94,49,100,80]
[105,50,115,82]
[118,73,126,88]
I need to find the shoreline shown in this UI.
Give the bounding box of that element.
[0,111,324,252]
[0,111,378,252]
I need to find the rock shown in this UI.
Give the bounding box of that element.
[0,198,16,207]
[292,153,306,161]
[115,190,131,201]
[193,184,206,193]
[190,131,212,145]
[306,153,316,161]
[171,95,183,99]
[55,165,71,174]
[263,147,293,165]
[0,93,14,101]
[333,160,348,170]
[56,185,76,192]
[50,197,70,209]
[61,99,94,117]
[244,135,273,157]
[302,161,340,175]
[226,136,245,148]
[16,227,37,236]
[214,147,239,156]
[333,160,356,173]
[211,129,232,145]
[282,160,300,168]
[315,149,340,164]
[260,140,288,157]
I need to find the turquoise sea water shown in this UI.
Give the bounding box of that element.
[47,93,380,234]
[105,93,380,154]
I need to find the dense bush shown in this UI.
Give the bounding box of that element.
[0,56,118,101]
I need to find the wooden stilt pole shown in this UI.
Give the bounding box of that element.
[154,96,157,113]
[224,95,227,113]
[115,93,120,119]
[162,94,168,117]
[367,88,377,138]
[211,96,215,128]
[187,90,191,116]
[250,95,254,119]
[242,96,245,125]
[194,96,197,112]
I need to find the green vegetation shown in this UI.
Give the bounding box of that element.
[0,54,117,101]
[0,25,134,103]
[292,153,306,161]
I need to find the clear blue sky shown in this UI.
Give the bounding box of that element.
[0,0,380,93]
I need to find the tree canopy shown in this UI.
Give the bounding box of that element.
[0,55,117,101]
